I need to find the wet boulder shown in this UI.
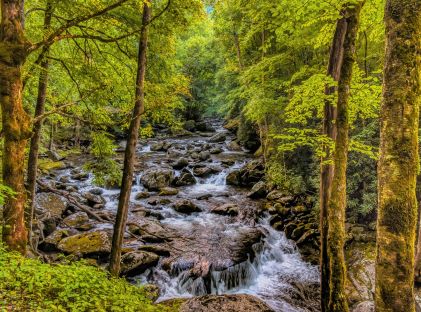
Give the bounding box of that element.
[120,251,160,276]
[226,170,241,186]
[35,193,68,235]
[173,199,202,214]
[141,168,174,191]
[57,231,111,256]
[129,220,171,243]
[135,191,150,200]
[159,187,179,196]
[173,169,197,186]
[167,148,187,159]
[39,229,71,252]
[196,121,215,132]
[173,157,189,169]
[211,203,239,216]
[150,142,164,151]
[193,166,213,177]
[210,147,223,154]
[83,192,105,207]
[209,132,227,143]
[247,181,268,199]
[227,141,242,151]
[62,212,91,230]
[177,294,274,312]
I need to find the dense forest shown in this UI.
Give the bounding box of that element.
[0,0,420,311]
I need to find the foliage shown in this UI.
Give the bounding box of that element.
[0,246,172,312]
[85,132,122,187]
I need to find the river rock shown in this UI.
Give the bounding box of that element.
[35,193,68,235]
[173,199,202,214]
[211,203,239,216]
[71,171,89,181]
[199,151,211,161]
[209,132,227,143]
[139,245,171,257]
[193,166,213,177]
[62,212,90,228]
[173,157,189,169]
[247,181,268,199]
[210,147,223,154]
[57,231,111,256]
[135,191,150,200]
[120,251,160,276]
[226,170,241,186]
[150,142,164,151]
[40,229,71,252]
[227,141,242,151]
[184,120,196,132]
[196,121,215,132]
[129,220,171,243]
[83,192,105,207]
[141,168,174,191]
[159,187,179,196]
[167,148,187,158]
[173,170,197,186]
[177,294,274,312]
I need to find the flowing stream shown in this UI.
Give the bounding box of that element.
[54,120,320,311]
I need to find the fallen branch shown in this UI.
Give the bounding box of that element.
[36,179,111,222]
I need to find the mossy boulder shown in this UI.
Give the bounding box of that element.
[120,251,160,276]
[58,231,111,256]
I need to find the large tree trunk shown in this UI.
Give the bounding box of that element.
[26,0,53,246]
[320,16,346,312]
[376,1,421,311]
[327,3,363,311]
[0,0,32,254]
[109,2,151,276]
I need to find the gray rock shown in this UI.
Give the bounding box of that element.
[247,181,268,199]
[173,170,197,186]
[120,251,160,276]
[62,212,90,228]
[58,231,111,255]
[135,191,150,200]
[141,168,174,191]
[177,295,274,312]
[209,132,227,143]
[159,187,179,196]
[173,157,189,169]
[211,203,239,216]
[173,199,202,214]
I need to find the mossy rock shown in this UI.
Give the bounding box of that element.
[58,231,111,256]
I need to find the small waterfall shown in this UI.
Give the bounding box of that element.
[204,170,227,186]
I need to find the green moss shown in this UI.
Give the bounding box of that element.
[0,246,175,311]
[38,159,66,171]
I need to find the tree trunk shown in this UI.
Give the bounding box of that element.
[0,0,32,254]
[109,2,151,277]
[376,1,421,311]
[320,16,347,312]
[26,0,53,246]
[327,3,363,311]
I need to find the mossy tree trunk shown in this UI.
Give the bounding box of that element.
[327,3,363,311]
[109,2,151,277]
[376,1,421,311]
[26,0,53,247]
[320,15,346,312]
[320,2,364,311]
[0,0,32,254]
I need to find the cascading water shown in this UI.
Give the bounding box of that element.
[137,168,319,312]
[53,120,319,311]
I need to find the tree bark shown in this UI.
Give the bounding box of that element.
[26,0,53,246]
[327,3,363,311]
[109,2,151,277]
[320,16,346,312]
[0,0,32,254]
[376,1,421,311]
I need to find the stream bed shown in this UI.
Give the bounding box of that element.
[45,120,320,311]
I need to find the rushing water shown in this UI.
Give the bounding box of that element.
[54,120,320,311]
